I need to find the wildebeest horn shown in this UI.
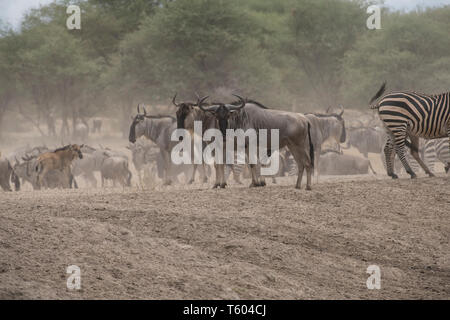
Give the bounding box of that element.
[229,94,246,110]
[172,93,180,107]
[137,104,141,114]
[326,106,332,113]
[196,95,209,107]
[338,105,344,116]
[198,104,219,113]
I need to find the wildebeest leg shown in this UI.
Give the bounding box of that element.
[288,143,311,190]
[200,163,209,183]
[37,167,49,190]
[161,151,173,185]
[368,161,377,175]
[188,164,197,184]
[101,174,105,188]
[213,164,221,188]
[315,145,321,183]
[257,163,266,187]
[248,164,260,187]
[231,166,242,184]
[384,137,398,179]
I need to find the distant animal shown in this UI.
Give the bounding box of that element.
[100,156,132,187]
[74,121,89,141]
[92,119,103,134]
[424,138,450,173]
[344,126,385,158]
[0,155,20,192]
[35,144,83,189]
[370,82,450,179]
[306,106,346,181]
[318,150,377,176]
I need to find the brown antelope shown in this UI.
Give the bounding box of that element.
[35,144,83,189]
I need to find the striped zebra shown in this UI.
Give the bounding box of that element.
[424,138,450,173]
[370,82,450,179]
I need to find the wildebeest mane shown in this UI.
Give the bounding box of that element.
[145,114,176,122]
[229,99,269,109]
[54,145,71,152]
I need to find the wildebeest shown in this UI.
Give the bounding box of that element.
[100,156,132,187]
[0,154,20,192]
[35,144,83,189]
[318,150,377,175]
[92,118,103,134]
[126,140,165,187]
[12,146,73,190]
[74,121,89,142]
[198,95,314,190]
[344,126,385,158]
[173,95,233,187]
[129,104,203,185]
[305,106,346,181]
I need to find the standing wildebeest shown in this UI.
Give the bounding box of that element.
[129,105,194,185]
[305,106,346,181]
[199,95,314,190]
[370,82,450,179]
[74,121,89,142]
[92,118,103,134]
[0,154,20,192]
[35,144,83,189]
[173,95,236,187]
[344,126,385,158]
[319,150,376,175]
[100,156,132,187]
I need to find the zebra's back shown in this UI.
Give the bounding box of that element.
[378,92,450,139]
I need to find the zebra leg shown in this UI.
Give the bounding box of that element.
[392,132,416,179]
[447,126,450,172]
[409,136,434,177]
[384,138,398,179]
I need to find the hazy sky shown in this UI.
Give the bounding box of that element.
[1,0,450,29]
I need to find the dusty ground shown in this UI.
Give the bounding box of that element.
[0,174,449,300]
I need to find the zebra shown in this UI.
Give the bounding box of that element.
[370,82,450,179]
[423,138,450,173]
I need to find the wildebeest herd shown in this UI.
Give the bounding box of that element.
[0,83,449,192]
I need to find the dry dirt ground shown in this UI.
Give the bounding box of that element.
[0,174,449,300]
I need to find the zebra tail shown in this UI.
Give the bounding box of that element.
[307,122,315,169]
[369,81,387,108]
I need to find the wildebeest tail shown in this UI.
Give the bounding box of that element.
[307,122,314,169]
[369,81,387,107]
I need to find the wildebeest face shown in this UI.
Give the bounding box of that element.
[71,144,83,159]
[214,105,233,137]
[175,104,194,131]
[129,114,146,143]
